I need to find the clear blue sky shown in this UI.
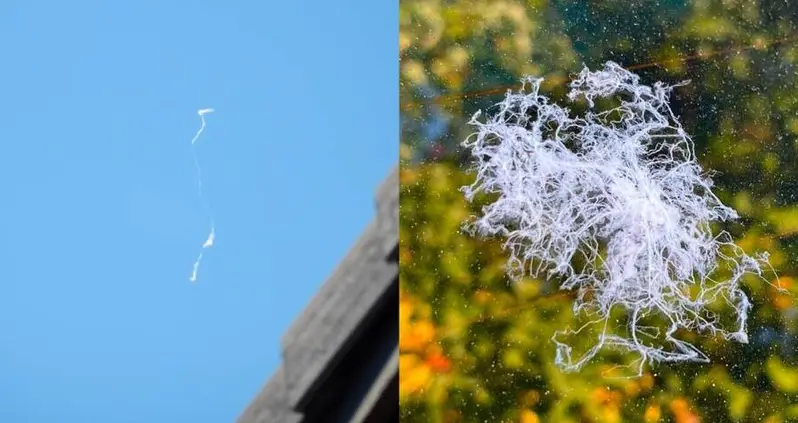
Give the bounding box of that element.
[0,1,396,422]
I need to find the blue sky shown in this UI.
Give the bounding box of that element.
[0,1,396,422]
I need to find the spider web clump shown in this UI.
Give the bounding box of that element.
[461,62,772,375]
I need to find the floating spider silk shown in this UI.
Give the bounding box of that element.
[189,108,216,283]
[461,62,773,375]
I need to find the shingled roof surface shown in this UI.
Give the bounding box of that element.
[237,166,399,423]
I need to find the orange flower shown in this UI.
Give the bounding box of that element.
[623,379,641,397]
[771,276,795,310]
[398,291,451,399]
[591,387,621,406]
[591,388,622,423]
[425,350,452,373]
[399,297,413,325]
[777,276,794,290]
[639,373,655,391]
[399,354,432,399]
[670,398,701,423]
[399,293,437,353]
[644,404,661,422]
[519,410,540,423]
[400,320,436,353]
[518,390,541,407]
[773,295,793,310]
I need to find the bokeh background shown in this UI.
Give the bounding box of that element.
[399,1,798,422]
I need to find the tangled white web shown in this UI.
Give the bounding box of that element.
[461,62,774,375]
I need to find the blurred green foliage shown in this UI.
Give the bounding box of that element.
[400,1,798,422]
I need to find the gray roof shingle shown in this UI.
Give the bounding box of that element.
[237,166,398,423]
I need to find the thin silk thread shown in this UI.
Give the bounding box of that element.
[190,108,215,283]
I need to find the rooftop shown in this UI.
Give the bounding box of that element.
[236,166,399,423]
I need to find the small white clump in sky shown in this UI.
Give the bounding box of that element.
[461,62,773,375]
